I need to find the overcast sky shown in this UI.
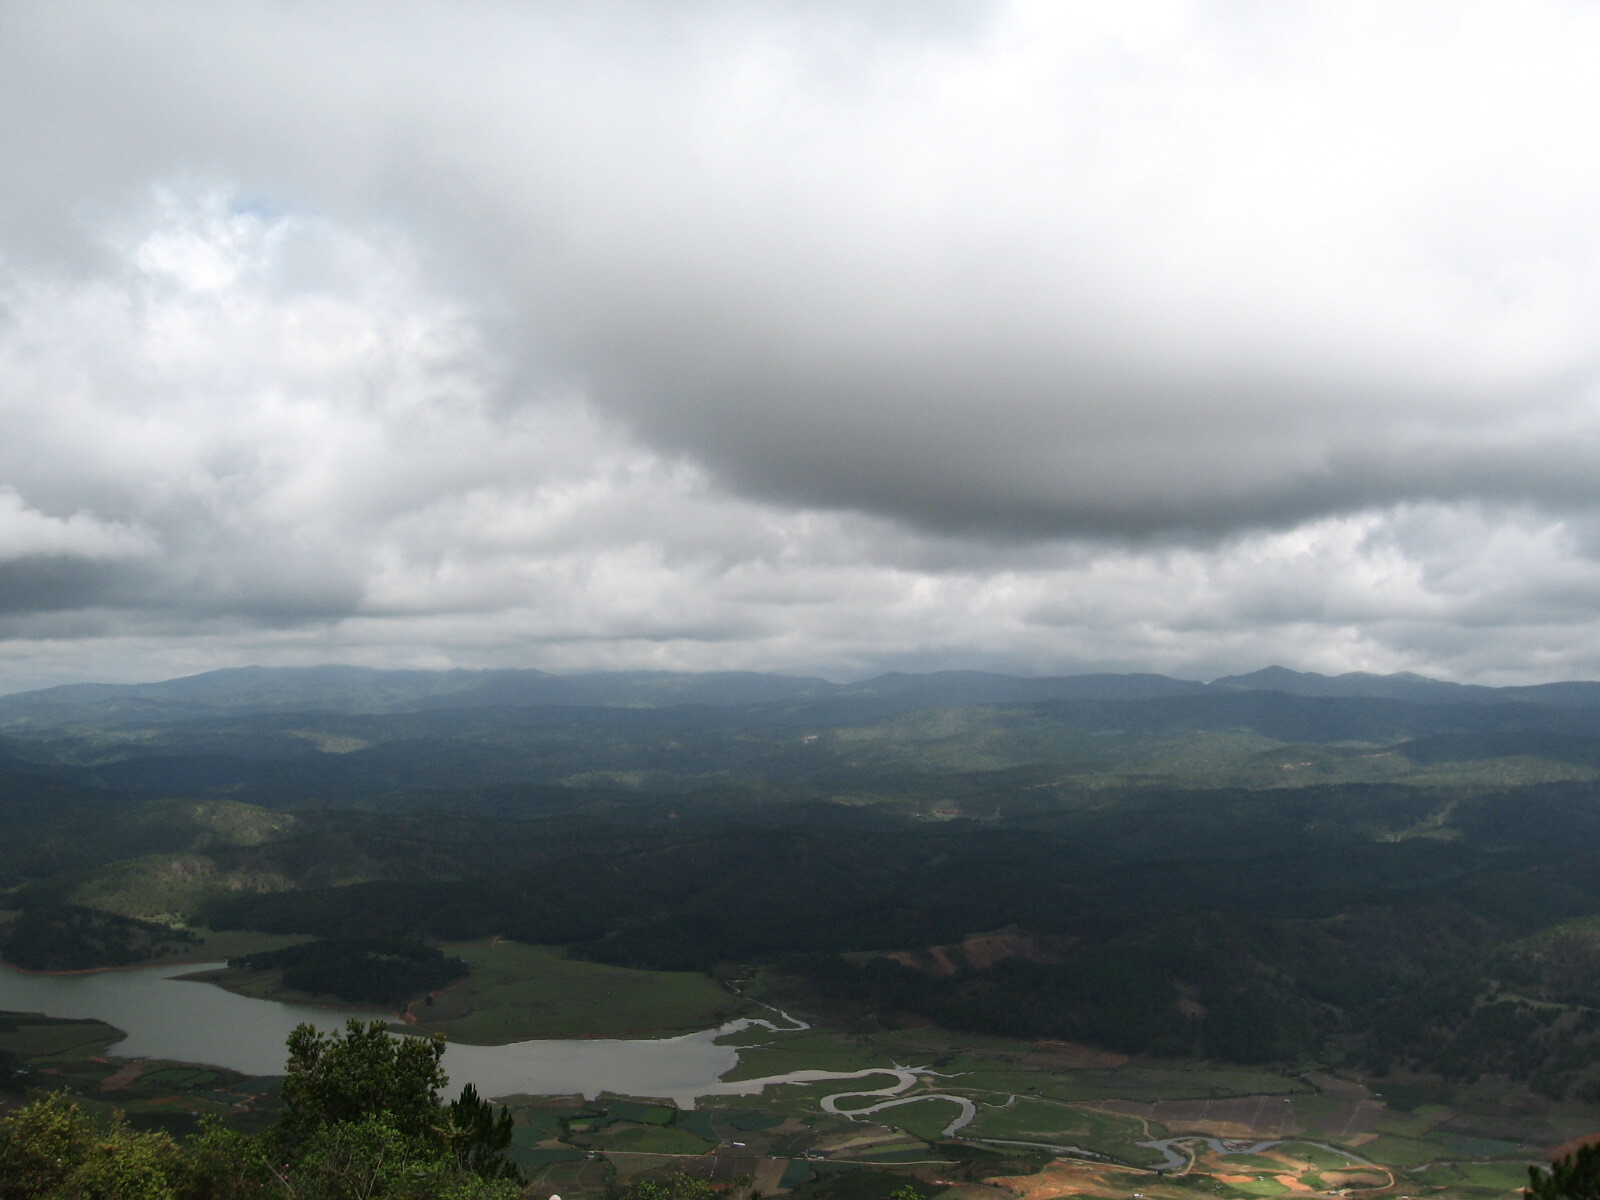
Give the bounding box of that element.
[4,0,1600,691]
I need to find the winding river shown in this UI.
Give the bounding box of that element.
[816,1069,977,1136]
[1136,1136,1380,1173]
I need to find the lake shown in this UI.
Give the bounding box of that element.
[0,961,848,1106]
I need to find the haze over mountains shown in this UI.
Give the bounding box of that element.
[3,663,1600,806]
[6,662,1600,725]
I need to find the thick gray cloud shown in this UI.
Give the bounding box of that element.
[2,1,1600,688]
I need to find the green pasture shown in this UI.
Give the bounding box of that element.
[1225,1180,1288,1196]
[1436,1133,1531,1157]
[727,1109,783,1130]
[964,1097,1145,1156]
[1361,1132,1447,1167]
[508,1107,569,1138]
[924,1064,1043,1094]
[846,1138,942,1163]
[414,941,750,1042]
[604,1101,675,1126]
[745,1079,881,1110]
[1374,1102,1453,1138]
[1411,1160,1531,1195]
[674,1110,720,1141]
[870,1097,968,1142]
[0,1012,122,1060]
[722,1032,884,1081]
[598,1124,712,1154]
[1288,1093,1342,1134]
[1035,1074,1182,1103]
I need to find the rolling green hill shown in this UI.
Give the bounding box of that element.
[6,665,1600,1097]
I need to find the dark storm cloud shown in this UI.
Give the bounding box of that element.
[0,557,147,615]
[6,0,1599,542]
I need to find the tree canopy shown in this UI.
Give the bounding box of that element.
[1529,1143,1600,1200]
[0,1019,523,1199]
[278,1019,449,1146]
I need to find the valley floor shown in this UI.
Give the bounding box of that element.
[2,991,1579,1200]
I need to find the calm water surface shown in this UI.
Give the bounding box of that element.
[0,962,807,1105]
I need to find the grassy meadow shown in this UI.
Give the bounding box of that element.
[411,940,752,1042]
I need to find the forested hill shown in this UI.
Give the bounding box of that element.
[2,665,1600,805]
[6,664,1600,1094]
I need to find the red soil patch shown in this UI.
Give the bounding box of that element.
[99,1062,148,1091]
[402,977,468,1026]
[990,1159,1154,1200]
[1544,1132,1600,1161]
[886,932,1059,978]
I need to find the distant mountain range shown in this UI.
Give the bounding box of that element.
[2,662,1599,728]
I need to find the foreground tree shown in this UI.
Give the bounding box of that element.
[440,1084,520,1183]
[1529,1143,1600,1200]
[278,1020,450,1147]
[0,1020,523,1199]
[275,1019,524,1192]
[618,1170,717,1200]
[280,1115,456,1200]
[0,1093,183,1200]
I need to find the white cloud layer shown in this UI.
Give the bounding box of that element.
[3,1,1600,688]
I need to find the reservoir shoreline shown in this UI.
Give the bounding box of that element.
[0,960,835,1106]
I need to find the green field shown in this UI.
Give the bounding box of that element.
[721,1031,884,1081]
[1229,1180,1288,1196]
[595,1123,712,1154]
[866,1097,968,1142]
[412,941,752,1043]
[1412,1160,1532,1195]
[167,927,310,963]
[1361,1132,1448,1167]
[964,1097,1147,1156]
[1374,1102,1453,1138]
[0,1012,123,1060]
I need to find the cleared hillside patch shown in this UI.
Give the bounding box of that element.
[410,940,751,1042]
